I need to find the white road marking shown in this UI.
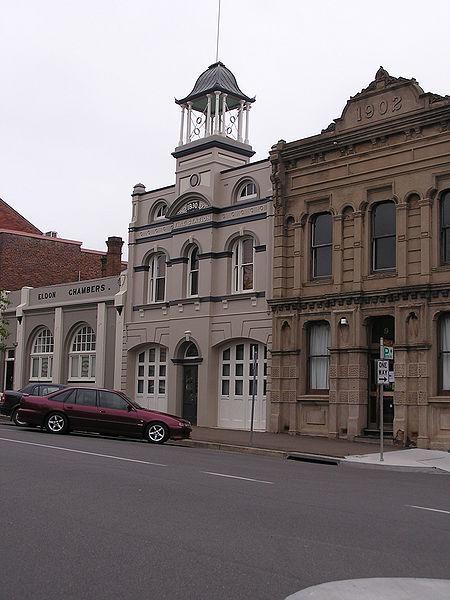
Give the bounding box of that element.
[203,471,274,484]
[408,505,450,515]
[0,437,166,467]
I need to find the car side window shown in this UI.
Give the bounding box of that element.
[41,386,61,396]
[98,391,129,411]
[50,389,75,403]
[74,389,97,407]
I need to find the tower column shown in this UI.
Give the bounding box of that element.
[237,100,244,142]
[178,104,186,146]
[186,102,192,143]
[214,91,221,134]
[220,93,227,135]
[244,102,251,144]
[206,94,212,136]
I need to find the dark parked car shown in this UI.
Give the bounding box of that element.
[0,383,67,425]
[18,387,191,444]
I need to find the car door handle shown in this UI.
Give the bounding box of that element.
[99,409,106,414]
[66,405,74,410]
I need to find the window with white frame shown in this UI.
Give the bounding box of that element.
[232,237,254,292]
[153,202,167,220]
[238,181,257,201]
[187,245,199,296]
[136,346,167,411]
[30,328,54,381]
[148,253,167,302]
[308,322,330,392]
[69,325,96,381]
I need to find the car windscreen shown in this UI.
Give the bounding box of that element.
[18,384,35,394]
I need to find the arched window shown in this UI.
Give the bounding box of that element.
[308,321,330,392]
[440,191,450,264]
[237,181,257,201]
[311,213,332,278]
[232,237,254,292]
[187,245,199,297]
[30,328,54,380]
[184,342,199,359]
[372,201,396,271]
[439,314,450,393]
[148,253,167,302]
[69,325,96,381]
[153,202,167,221]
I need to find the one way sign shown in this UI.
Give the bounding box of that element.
[376,360,389,384]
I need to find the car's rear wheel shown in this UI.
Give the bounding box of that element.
[12,408,28,427]
[146,422,169,444]
[45,412,68,434]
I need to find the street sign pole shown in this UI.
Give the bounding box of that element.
[249,345,258,446]
[379,337,384,462]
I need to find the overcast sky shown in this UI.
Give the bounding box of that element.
[1,0,449,254]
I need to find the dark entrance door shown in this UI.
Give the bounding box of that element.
[367,316,395,432]
[5,360,14,390]
[183,365,198,425]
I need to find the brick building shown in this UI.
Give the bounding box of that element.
[0,197,125,290]
[269,68,450,450]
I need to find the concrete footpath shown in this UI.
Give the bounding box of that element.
[176,426,450,472]
[175,425,391,458]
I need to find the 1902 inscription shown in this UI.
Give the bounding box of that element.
[356,96,402,122]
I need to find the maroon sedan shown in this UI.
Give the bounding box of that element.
[17,387,191,444]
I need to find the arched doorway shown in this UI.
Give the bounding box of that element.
[179,342,200,425]
[218,341,267,431]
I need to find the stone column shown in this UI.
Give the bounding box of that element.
[396,203,408,284]
[113,307,124,390]
[186,102,192,142]
[353,211,363,290]
[52,307,64,384]
[95,302,107,387]
[214,92,221,134]
[220,93,227,135]
[332,214,343,290]
[237,100,244,142]
[205,95,212,136]
[244,103,251,144]
[419,197,432,284]
[178,104,186,146]
[14,287,32,389]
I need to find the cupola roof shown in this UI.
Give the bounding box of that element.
[176,61,255,111]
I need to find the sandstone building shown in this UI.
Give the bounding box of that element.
[269,68,450,449]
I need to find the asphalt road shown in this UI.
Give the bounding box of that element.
[0,423,449,600]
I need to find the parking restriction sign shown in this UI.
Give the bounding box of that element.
[376,360,389,384]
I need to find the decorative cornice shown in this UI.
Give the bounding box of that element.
[269,284,450,313]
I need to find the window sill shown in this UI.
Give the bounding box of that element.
[304,278,333,287]
[298,394,329,402]
[68,379,96,383]
[366,271,397,280]
[29,378,52,382]
[432,265,450,272]
[429,396,450,403]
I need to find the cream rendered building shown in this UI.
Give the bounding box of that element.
[122,62,273,429]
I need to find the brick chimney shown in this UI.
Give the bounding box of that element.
[102,236,123,276]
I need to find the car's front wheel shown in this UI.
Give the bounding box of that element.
[146,422,169,444]
[45,412,68,435]
[12,408,28,427]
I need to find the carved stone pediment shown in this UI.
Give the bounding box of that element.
[325,67,445,134]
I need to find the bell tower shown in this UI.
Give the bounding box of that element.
[173,61,255,163]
